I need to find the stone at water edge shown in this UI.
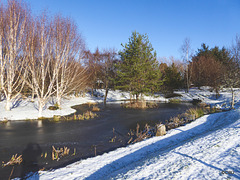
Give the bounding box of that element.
[156,124,166,136]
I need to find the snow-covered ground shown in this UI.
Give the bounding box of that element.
[0,90,167,121]
[3,88,239,179]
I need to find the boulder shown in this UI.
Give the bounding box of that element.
[156,124,166,136]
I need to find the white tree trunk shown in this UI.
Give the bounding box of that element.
[56,95,61,108]
[5,95,11,111]
[231,88,235,109]
[38,100,44,118]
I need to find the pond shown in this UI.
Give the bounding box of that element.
[0,102,194,179]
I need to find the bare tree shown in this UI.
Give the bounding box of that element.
[181,38,192,92]
[84,48,102,96]
[25,13,57,117]
[0,0,28,110]
[52,15,87,107]
[101,48,118,104]
[0,3,4,101]
[223,35,240,109]
[64,60,89,96]
[191,55,223,97]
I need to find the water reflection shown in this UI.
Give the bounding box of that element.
[21,143,42,179]
[37,120,42,128]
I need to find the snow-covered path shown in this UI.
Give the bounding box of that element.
[39,110,240,180]
[110,112,240,180]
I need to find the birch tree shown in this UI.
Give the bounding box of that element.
[25,14,57,117]
[52,15,87,107]
[181,38,192,92]
[0,0,28,110]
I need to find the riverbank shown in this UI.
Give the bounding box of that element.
[0,90,167,121]
[1,87,238,121]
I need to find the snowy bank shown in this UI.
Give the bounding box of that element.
[1,87,239,121]
[0,90,167,121]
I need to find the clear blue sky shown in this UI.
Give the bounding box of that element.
[5,0,240,59]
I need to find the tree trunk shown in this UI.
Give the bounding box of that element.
[91,87,94,97]
[38,100,44,118]
[186,66,189,93]
[231,87,235,109]
[136,94,139,102]
[31,89,35,102]
[5,95,11,111]
[56,96,61,108]
[104,88,108,105]
[215,87,219,99]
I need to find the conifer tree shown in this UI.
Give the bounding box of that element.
[116,31,161,100]
[164,63,183,93]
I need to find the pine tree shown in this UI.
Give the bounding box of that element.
[164,63,183,93]
[116,31,161,100]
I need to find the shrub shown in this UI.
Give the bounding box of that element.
[169,98,181,103]
[121,100,147,109]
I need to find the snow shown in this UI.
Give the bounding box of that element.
[3,88,239,179]
[0,90,166,121]
[38,108,240,180]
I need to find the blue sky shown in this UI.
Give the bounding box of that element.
[5,0,240,60]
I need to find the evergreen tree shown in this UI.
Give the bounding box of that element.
[116,31,161,100]
[164,63,183,93]
[192,43,231,96]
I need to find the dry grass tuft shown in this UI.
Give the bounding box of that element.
[92,106,100,112]
[86,102,97,107]
[72,111,98,120]
[52,146,70,161]
[2,154,22,167]
[121,100,147,109]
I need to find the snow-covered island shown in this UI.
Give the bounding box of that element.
[2,88,238,179]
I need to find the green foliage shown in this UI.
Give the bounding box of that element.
[197,44,231,65]
[192,43,231,87]
[164,63,183,93]
[115,31,162,99]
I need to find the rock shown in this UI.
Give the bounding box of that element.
[156,124,166,136]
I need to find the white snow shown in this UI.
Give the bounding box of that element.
[38,109,240,180]
[0,90,166,121]
[4,88,240,179]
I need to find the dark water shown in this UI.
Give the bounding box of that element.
[0,102,194,179]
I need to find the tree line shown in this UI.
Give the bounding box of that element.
[1,0,240,117]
